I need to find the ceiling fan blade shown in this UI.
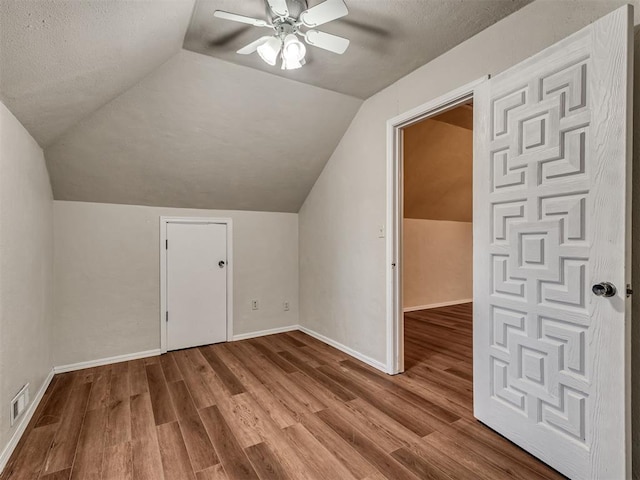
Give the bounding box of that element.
[266,0,289,17]
[237,36,272,54]
[213,11,270,28]
[304,30,349,54]
[299,0,348,28]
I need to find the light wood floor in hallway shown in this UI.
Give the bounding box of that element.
[3,304,564,480]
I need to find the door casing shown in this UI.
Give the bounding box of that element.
[159,216,233,353]
[385,76,488,375]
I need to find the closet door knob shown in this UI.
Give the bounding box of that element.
[218,260,226,268]
[592,282,616,297]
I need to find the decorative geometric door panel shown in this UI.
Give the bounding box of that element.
[473,6,632,479]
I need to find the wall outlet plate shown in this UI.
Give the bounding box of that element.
[251,300,259,310]
[284,301,290,311]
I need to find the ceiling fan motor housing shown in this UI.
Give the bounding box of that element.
[274,22,296,38]
[266,0,308,21]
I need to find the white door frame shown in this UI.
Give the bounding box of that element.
[385,76,488,375]
[159,216,233,353]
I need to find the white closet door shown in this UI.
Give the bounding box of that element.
[473,6,632,479]
[167,222,227,350]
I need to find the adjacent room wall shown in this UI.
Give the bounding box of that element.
[403,219,472,310]
[402,112,473,311]
[299,0,638,367]
[403,116,472,222]
[0,102,53,460]
[53,201,298,367]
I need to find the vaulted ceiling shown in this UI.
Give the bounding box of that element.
[0,0,531,212]
[0,0,196,148]
[45,51,361,212]
[185,0,531,99]
[404,106,473,223]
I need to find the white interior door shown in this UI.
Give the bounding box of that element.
[473,6,632,479]
[167,222,228,350]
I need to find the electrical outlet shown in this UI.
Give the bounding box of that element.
[251,300,259,310]
[378,225,385,238]
[283,301,290,311]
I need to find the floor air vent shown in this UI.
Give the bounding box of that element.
[10,384,29,426]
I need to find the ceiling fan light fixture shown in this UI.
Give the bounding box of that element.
[282,33,306,68]
[257,36,282,66]
[281,56,305,70]
[215,0,350,71]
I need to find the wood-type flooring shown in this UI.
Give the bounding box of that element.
[2,303,563,479]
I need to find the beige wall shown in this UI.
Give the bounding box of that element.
[403,115,472,222]
[0,102,53,457]
[403,108,473,311]
[53,201,298,366]
[299,0,638,374]
[403,219,472,310]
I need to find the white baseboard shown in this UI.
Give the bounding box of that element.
[298,326,387,372]
[232,325,298,341]
[403,298,472,313]
[0,368,55,474]
[53,349,162,374]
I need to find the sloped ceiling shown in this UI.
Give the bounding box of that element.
[45,50,362,212]
[185,0,532,99]
[0,0,531,212]
[404,108,472,222]
[0,0,196,147]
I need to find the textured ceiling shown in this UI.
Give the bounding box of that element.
[184,0,532,99]
[45,50,362,212]
[0,0,196,147]
[404,108,472,222]
[0,0,529,212]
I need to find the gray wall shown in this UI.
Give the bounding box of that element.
[0,101,53,455]
[53,201,299,366]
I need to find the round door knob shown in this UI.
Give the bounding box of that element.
[218,260,226,268]
[592,282,616,297]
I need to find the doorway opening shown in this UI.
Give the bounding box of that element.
[402,103,473,378]
[386,77,484,375]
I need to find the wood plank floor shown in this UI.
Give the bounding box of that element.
[2,303,564,479]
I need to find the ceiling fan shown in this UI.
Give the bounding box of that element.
[213,0,350,70]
